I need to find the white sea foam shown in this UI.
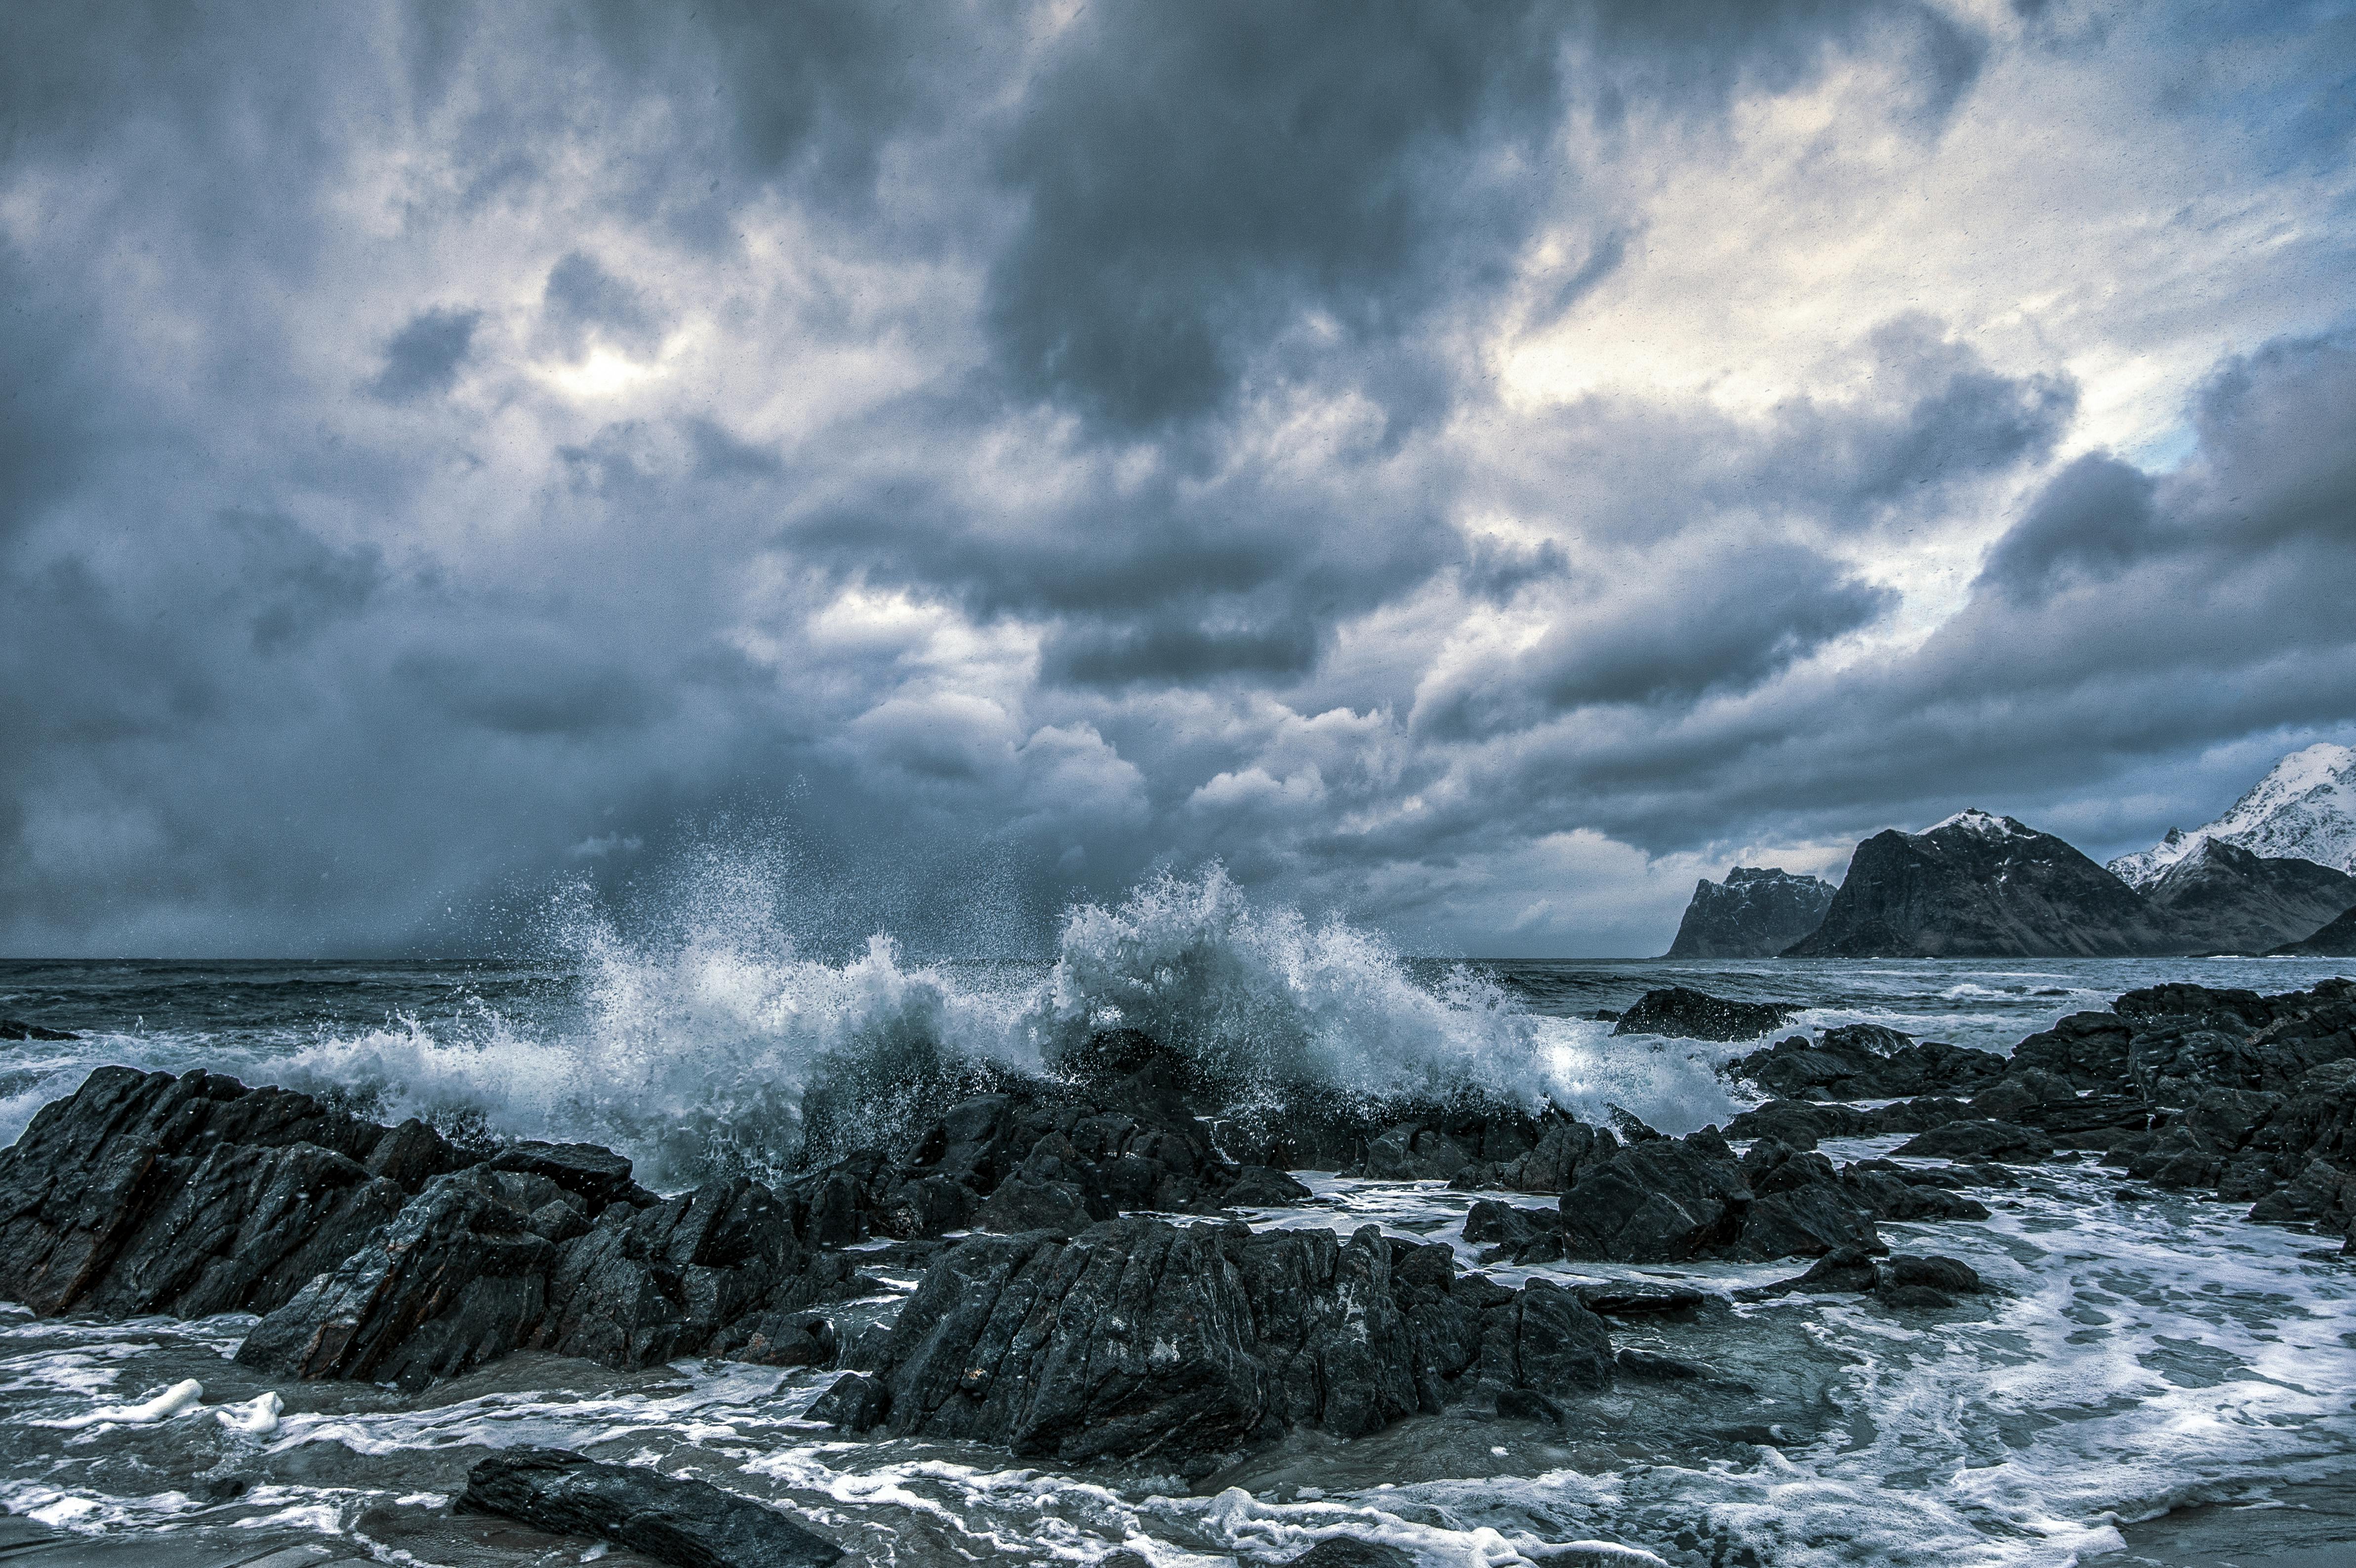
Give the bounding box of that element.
[45,1376,203,1429]
[262,866,1618,1184]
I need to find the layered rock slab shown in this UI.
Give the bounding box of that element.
[818,1215,1612,1462]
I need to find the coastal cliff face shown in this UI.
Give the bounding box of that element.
[2275,902,2356,956]
[1664,867,1836,958]
[2142,838,2356,954]
[1784,809,2186,959]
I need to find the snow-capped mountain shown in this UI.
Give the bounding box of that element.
[2110,742,2356,886]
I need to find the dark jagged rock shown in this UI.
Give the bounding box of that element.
[2116,980,2356,1103]
[2009,1012,2135,1091]
[1785,809,2186,958]
[1462,1198,1564,1264]
[0,1066,449,1319]
[0,1018,79,1042]
[1878,1254,1983,1294]
[237,1165,860,1391]
[887,1055,1321,1230]
[823,1215,1612,1461]
[1729,1026,2007,1102]
[1891,1120,2056,1164]
[1736,1244,1880,1299]
[459,1447,841,1568]
[2274,901,2356,956]
[1837,1160,1991,1222]
[1555,1128,1882,1263]
[486,1141,648,1212]
[1576,1280,1707,1316]
[1663,866,1836,959]
[2142,839,2356,954]
[1610,987,1801,1042]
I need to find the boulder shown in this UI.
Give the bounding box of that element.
[458,1447,841,1568]
[1877,1254,1982,1294]
[0,1067,434,1320]
[1612,988,1801,1042]
[237,1167,855,1390]
[0,1017,78,1042]
[1557,1129,1883,1264]
[1574,1281,1707,1316]
[1890,1120,2056,1164]
[1730,1029,2008,1102]
[1837,1161,1990,1222]
[831,1216,1612,1461]
[2009,1012,2135,1091]
[1736,1245,1880,1300]
[1462,1198,1564,1265]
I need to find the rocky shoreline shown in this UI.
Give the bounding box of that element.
[2,977,2353,1565]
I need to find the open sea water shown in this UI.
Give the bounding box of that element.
[2,873,2353,1567]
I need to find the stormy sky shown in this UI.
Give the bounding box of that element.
[3,0,2352,959]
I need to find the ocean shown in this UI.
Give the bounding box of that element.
[2,886,2353,1567]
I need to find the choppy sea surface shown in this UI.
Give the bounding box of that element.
[3,902,2354,1566]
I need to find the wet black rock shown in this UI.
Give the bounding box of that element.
[2115,980,2356,1103]
[1556,1128,1882,1264]
[1736,1244,1880,1300]
[808,1371,890,1431]
[459,1446,842,1568]
[2273,901,2356,956]
[0,1066,450,1319]
[1615,1347,1715,1382]
[238,1166,859,1390]
[1785,810,2186,958]
[2009,1011,2135,1091]
[1663,866,1837,959]
[1878,1254,1983,1294]
[485,1140,649,1212]
[1891,1120,2057,1164]
[1610,988,1801,1042]
[973,1173,1111,1235]
[1729,1027,2008,1102]
[888,1055,1320,1229]
[1462,1198,1564,1265]
[0,1017,78,1042]
[823,1215,1613,1460]
[1574,1280,1707,1316]
[1837,1160,1991,1222]
[2143,840,2356,954]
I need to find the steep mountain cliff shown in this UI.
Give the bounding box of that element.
[2272,902,2356,957]
[1663,866,1837,958]
[1785,810,2186,959]
[2141,838,2356,954]
[2112,742,2356,885]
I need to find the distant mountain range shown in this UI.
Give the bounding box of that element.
[2110,743,2356,884]
[1663,745,2356,960]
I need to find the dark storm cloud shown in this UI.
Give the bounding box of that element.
[1416,543,1896,740]
[983,0,1567,430]
[0,0,2347,958]
[367,308,481,403]
[1977,454,2157,599]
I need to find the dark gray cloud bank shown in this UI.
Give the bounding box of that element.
[1,0,2351,958]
